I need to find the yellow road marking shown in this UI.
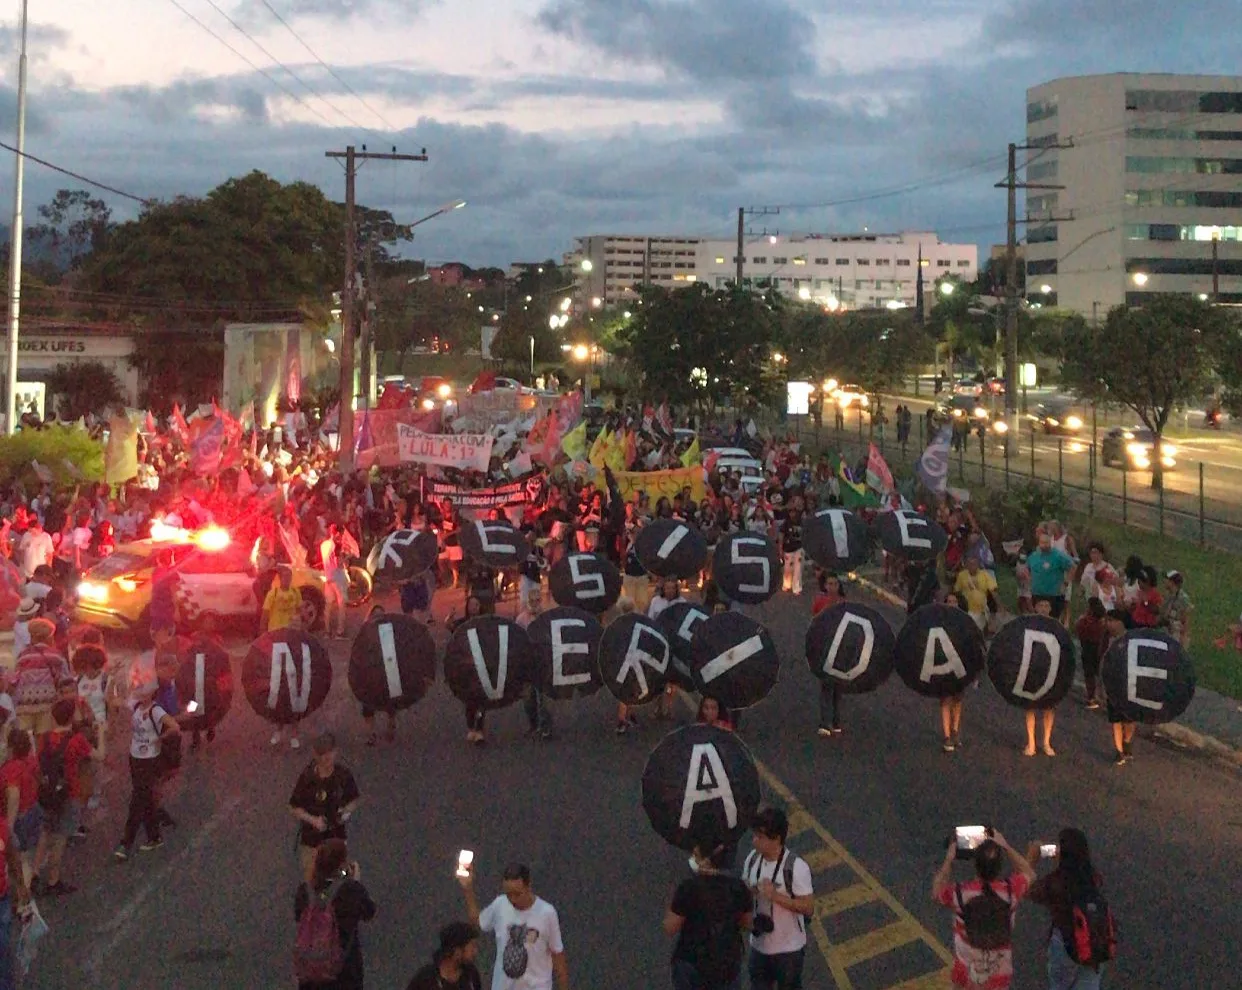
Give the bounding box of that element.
[832,919,922,968]
[815,881,879,918]
[802,846,845,872]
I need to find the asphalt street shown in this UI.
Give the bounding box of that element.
[30,584,1242,990]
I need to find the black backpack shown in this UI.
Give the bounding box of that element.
[956,880,1013,951]
[38,735,71,814]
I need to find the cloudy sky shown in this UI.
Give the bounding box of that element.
[1,0,1239,266]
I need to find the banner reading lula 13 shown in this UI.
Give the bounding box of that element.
[396,425,495,472]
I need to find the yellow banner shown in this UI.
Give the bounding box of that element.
[612,465,705,504]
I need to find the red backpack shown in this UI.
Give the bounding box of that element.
[293,880,346,983]
[1066,884,1117,967]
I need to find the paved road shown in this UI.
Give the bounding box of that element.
[31,585,1242,990]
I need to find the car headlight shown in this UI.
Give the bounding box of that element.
[1163,444,1177,458]
[421,398,435,410]
[860,395,869,407]
[1126,442,1147,457]
[952,409,963,418]
[1047,417,1060,427]
[437,383,453,399]
[974,407,988,419]
[77,581,108,603]
[1133,456,1151,469]
[1065,415,1083,430]
[992,420,1009,434]
[1069,441,1086,453]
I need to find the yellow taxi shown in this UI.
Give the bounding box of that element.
[74,522,326,640]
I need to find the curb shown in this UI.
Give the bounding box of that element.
[849,574,1242,769]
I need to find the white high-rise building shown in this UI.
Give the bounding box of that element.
[696,232,976,310]
[567,235,703,306]
[1024,73,1242,317]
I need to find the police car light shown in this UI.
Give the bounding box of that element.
[150,519,191,542]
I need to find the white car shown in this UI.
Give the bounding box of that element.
[833,384,870,409]
[707,447,765,493]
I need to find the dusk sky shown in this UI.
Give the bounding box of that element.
[2,0,1239,266]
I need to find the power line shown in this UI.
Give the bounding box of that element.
[773,154,1011,212]
[198,0,371,133]
[0,140,151,204]
[257,0,395,132]
[163,0,347,134]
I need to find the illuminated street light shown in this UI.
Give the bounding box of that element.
[822,378,838,393]
[767,235,778,245]
[548,315,559,330]
[1132,272,1149,286]
[1040,284,1053,294]
[797,286,811,300]
[939,282,955,296]
[581,259,594,272]
[1198,292,1209,301]
[572,344,590,361]
[559,298,572,312]
[623,310,632,319]
[591,297,602,308]
[772,351,786,364]
[324,338,335,353]
[885,300,906,310]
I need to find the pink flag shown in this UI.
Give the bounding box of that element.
[865,443,895,494]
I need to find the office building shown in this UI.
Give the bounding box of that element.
[568,235,703,306]
[696,232,976,310]
[1024,73,1242,317]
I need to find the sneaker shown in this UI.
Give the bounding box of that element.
[626,713,639,728]
[290,737,301,750]
[951,733,962,749]
[113,845,130,862]
[816,727,833,738]
[1114,752,1128,766]
[139,838,164,852]
[942,738,956,753]
[71,825,89,842]
[44,881,78,896]
[832,726,844,735]
[615,721,628,735]
[538,729,556,741]
[269,731,282,746]
[1085,700,1101,710]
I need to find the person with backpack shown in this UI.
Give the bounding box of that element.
[458,862,569,990]
[31,697,97,895]
[10,618,71,737]
[113,677,180,862]
[664,830,753,990]
[933,830,1037,989]
[740,808,814,990]
[293,837,376,990]
[1027,828,1115,990]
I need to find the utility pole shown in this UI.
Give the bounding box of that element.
[5,0,29,435]
[358,235,376,411]
[996,140,1072,416]
[735,206,780,288]
[325,145,427,472]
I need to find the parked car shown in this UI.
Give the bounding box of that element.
[1100,427,1177,471]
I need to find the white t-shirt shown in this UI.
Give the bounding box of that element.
[79,673,108,723]
[18,530,53,578]
[129,702,169,760]
[647,595,684,621]
[1079,561,1113,598]
[742,849,813,956]
[478,894,564,990]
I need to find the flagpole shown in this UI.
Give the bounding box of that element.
[5,0,30,435]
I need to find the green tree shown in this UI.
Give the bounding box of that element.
[372,278,479,373]
[129,330,226,412]
[43,360,126,421]
[1060,296,1230,487]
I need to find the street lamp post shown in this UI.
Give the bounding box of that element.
[529,335,535,380]
[5,0,29,435]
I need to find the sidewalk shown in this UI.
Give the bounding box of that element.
[851,569,1242,769]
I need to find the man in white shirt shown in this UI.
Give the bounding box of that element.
[647,578,686,621]
[460,862,569,990]
[17,520,54,580]
[741,808,815,990]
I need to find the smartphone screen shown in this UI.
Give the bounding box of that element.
[955,826,987,851]
[185,700,199,714]
[1040,843,1058,859]
[456,850,474,878]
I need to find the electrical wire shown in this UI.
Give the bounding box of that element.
[256,0,395,132]
[0,141,151,204]
[163,0,349,134]
[198,0,371,133]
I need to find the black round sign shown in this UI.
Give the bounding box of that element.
[348,614,437,712]
[174,637,234,733]
[712,533,781,605]
[656,601,710,691]
[635,519,708,579]
[874,511,948,563]
[804,601,896,694]
[893,604,985,698]
[1101,629,1196,724]
[803,508,872,572]
[641,724,762,851]
[526,606,604,700]
[366,529,439,580]
[598,612,672,706]
[242,629,332,724]
[986,615,1076,710]
[458,519,525,569]
[548,552,622,614]
[443,616,533,711]
[690,611,780,710]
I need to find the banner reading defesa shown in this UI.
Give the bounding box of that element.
[397,425,495,471]
[612,465,705,504]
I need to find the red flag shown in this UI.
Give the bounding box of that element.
[704,449,720,475]
[142,410,156,434]
[470,370,498,393]
[171,403,190,443]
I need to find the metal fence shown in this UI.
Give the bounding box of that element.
[787,410,1242,552]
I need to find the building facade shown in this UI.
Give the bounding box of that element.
[1025,73,1242,317]
[567,231,976,310]
[696,232,976,310]
[5,327,139,421]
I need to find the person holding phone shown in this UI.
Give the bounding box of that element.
[113,678,180,862]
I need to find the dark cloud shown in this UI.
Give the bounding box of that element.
[0,21,69,59]
[537,0,819,84]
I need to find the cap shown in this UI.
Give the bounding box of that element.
[1165,570,1183,584]
[16,598,39,620]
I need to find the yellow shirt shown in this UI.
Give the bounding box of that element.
[954,569,997,615]
[263,586,303,631]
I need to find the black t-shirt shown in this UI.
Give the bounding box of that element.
[780,511,803,552]
[289,763,361,847]
[406,962,483,990]
[670,873,753,983]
